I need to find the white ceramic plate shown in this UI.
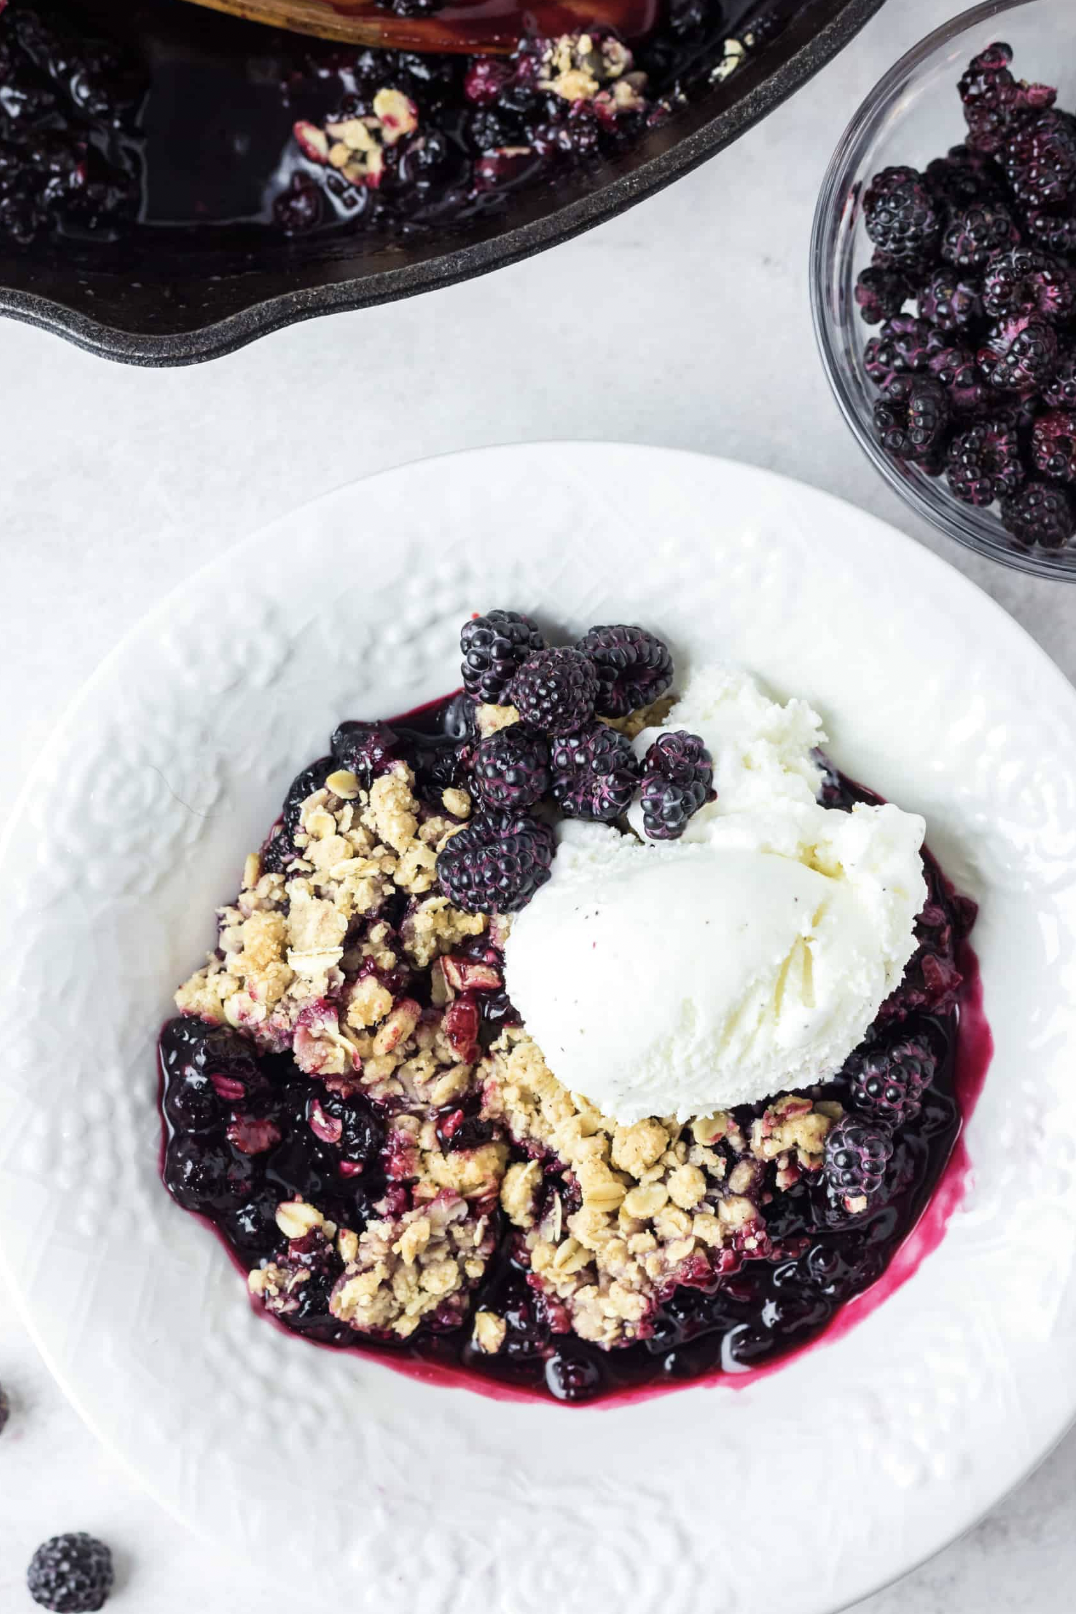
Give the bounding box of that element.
[3,443,1076,1614]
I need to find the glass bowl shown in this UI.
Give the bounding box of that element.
[811,0,1076,581]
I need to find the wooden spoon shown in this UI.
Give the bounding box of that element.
[179,0,659,56]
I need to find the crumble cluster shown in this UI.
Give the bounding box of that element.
[175,760,479,1074]
[176,758,506,1340]
[481,1031,838,1348]
[535,32,649,119]
[600,692,675,740]
[175,714,838,1356]
[294,87,419,190]
[475,701,522,737]
[249,1189,499,1341]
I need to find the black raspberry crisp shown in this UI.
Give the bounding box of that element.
[0,0,814,251]
[856,42,1076,553]
[160,610,982,1404]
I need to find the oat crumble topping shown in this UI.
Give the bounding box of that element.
[535,31,649,117]
[175,749,842,1356]
[175,759,475,1063]
[330,1189,496,1339]
[170,730,853,1358]
[294,87,419,191]
[600,692,675,740]
[475,702,522,738]
[479,1029,837,1347]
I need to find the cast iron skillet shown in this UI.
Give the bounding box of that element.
[0,0,885,365]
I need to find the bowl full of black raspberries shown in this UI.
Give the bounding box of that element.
[812,0,1076,579]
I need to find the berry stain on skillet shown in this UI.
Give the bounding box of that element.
[159,610,990,1404]
[856,42,1076,553]
[0,0,819,249]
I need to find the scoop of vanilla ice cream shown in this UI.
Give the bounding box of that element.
[503,665,928,1124]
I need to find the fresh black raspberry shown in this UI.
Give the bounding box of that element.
[879,314,935,371]
[461,610,544,705]
[978,315,1058,391]
[824,1116,893,1209]
[917,267,981,332]
[994,391,1041,437]
[1032,410,1076,483]
[638,731,715,840]
[1001,109,1076,209]
[946,419,1024,506]
[471,726,550,810]
[957,41,1055,155]
[331,720,399,783]
[1000,480,1076,549]
[510,646,599,735]
[862,166,940,266]
[27,1535,113,1613]
[863,315,934,387]
[855,262,912,325]
[925,144,1004,210]
[927,343,987,417]
[550,723,640,822]
[1044,353,1076,410]
[1025,208,1076,258]
[576,623,673,718]
[467,108,515,152]
[848,1037,937,1126]
[956,43,1012,152]
[873,375,949,461]
[862,335,894,389]
[941,201,1020,269]
[981,246,1074,324]
[436,811,555,913]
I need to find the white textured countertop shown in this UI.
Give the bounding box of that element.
[0,0,1072,1607]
